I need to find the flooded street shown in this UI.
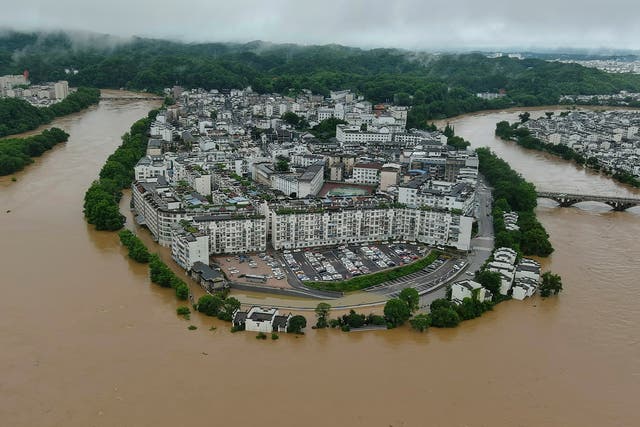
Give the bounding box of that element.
[1,99,639,426]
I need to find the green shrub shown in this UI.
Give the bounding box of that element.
[410,314,431,332]
[118,229,150,263]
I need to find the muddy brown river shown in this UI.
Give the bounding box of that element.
[1,98,639,426]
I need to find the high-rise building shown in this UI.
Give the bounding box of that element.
[54,81,69,100]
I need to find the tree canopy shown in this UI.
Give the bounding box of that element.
[0,87,100,137]
[384,298,411,327]
[5,31,640,128]
[0,127,69,176]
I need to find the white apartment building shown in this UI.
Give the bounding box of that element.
[270,202,473,251]
[186,170,212,197]
[132,180,187,246]
[193,214,267,254]
[270,164,324,198]
[317,107,334,121]
[0,74,27,90]
[134,156,168,180]
[53,81,69,100]
[290,153,325,168]
[352,163,382,185]
[335,124,392,145]
[398,177,476,215]
[171,225,210,270]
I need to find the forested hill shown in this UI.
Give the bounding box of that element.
[3,31,640,125]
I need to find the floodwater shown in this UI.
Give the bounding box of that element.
[1,99,639,427]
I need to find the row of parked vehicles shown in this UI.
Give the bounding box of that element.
[257,252,286,280]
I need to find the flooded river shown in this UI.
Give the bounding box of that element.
[1,100,639,426]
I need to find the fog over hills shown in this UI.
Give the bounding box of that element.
[1,0,640,50]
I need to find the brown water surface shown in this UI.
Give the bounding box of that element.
[1,100,639,426]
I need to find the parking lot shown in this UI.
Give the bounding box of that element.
[279,243,429,283]
[213,253,292,288]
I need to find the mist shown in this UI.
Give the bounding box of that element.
[1,0,640,50]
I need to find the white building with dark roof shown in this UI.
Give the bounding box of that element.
[451,280,493,304]
[232,306,292,333]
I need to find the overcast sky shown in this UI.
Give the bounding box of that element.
[2,0,640,50]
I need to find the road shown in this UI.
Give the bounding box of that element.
[363,175,495,308]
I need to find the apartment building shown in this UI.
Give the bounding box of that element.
[398,175,476,215]
[171,225,210,270]
[270,199,473,251]
[352,162,382,185]
[193,214,267,254]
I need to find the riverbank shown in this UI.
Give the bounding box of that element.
[0,87,100,137]
[496,118,640,189]
[0,128,69,176]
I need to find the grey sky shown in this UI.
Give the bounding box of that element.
[2,0,640,50]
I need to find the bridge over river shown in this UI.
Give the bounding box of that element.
[537,191,640,211]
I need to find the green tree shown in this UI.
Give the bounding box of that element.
[175,282,189,300]
[218,297,241,321]
[430,307,460,328]
[287,315,307,334]
[540,271,563,297]
[519,112,531,123]
[281,111,300,127]
[314,302,331,328]
[342,310,366,329]
[275,155,289,172]
[399,287,420,313]
[409,314,431,332]
[430,298,454,312]
[455,297,484,320]
[475,270,502,297]
[91,199,125,231]
[384,298,411,327]
[197,294,224,316]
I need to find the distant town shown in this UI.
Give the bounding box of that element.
[0,72,72,106]
[524,111,640,177]
[553,59,640,74]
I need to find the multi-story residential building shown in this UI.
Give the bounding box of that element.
[193,214,267,254]
[53,81,69,100]
[379,164,401,191]
[171,224,210,270]
[134,156,168,180]
[270,164,324,198]
[335,124,392,145]
[398,175,476,215]
[270,198,473,251]
[290,153,325,168]
[352,162,382,185]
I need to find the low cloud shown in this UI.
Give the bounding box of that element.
[1,0,639,50]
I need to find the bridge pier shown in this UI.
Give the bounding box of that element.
[608,202,634,211]
[558,198,580,208]
[538,192,640,211]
